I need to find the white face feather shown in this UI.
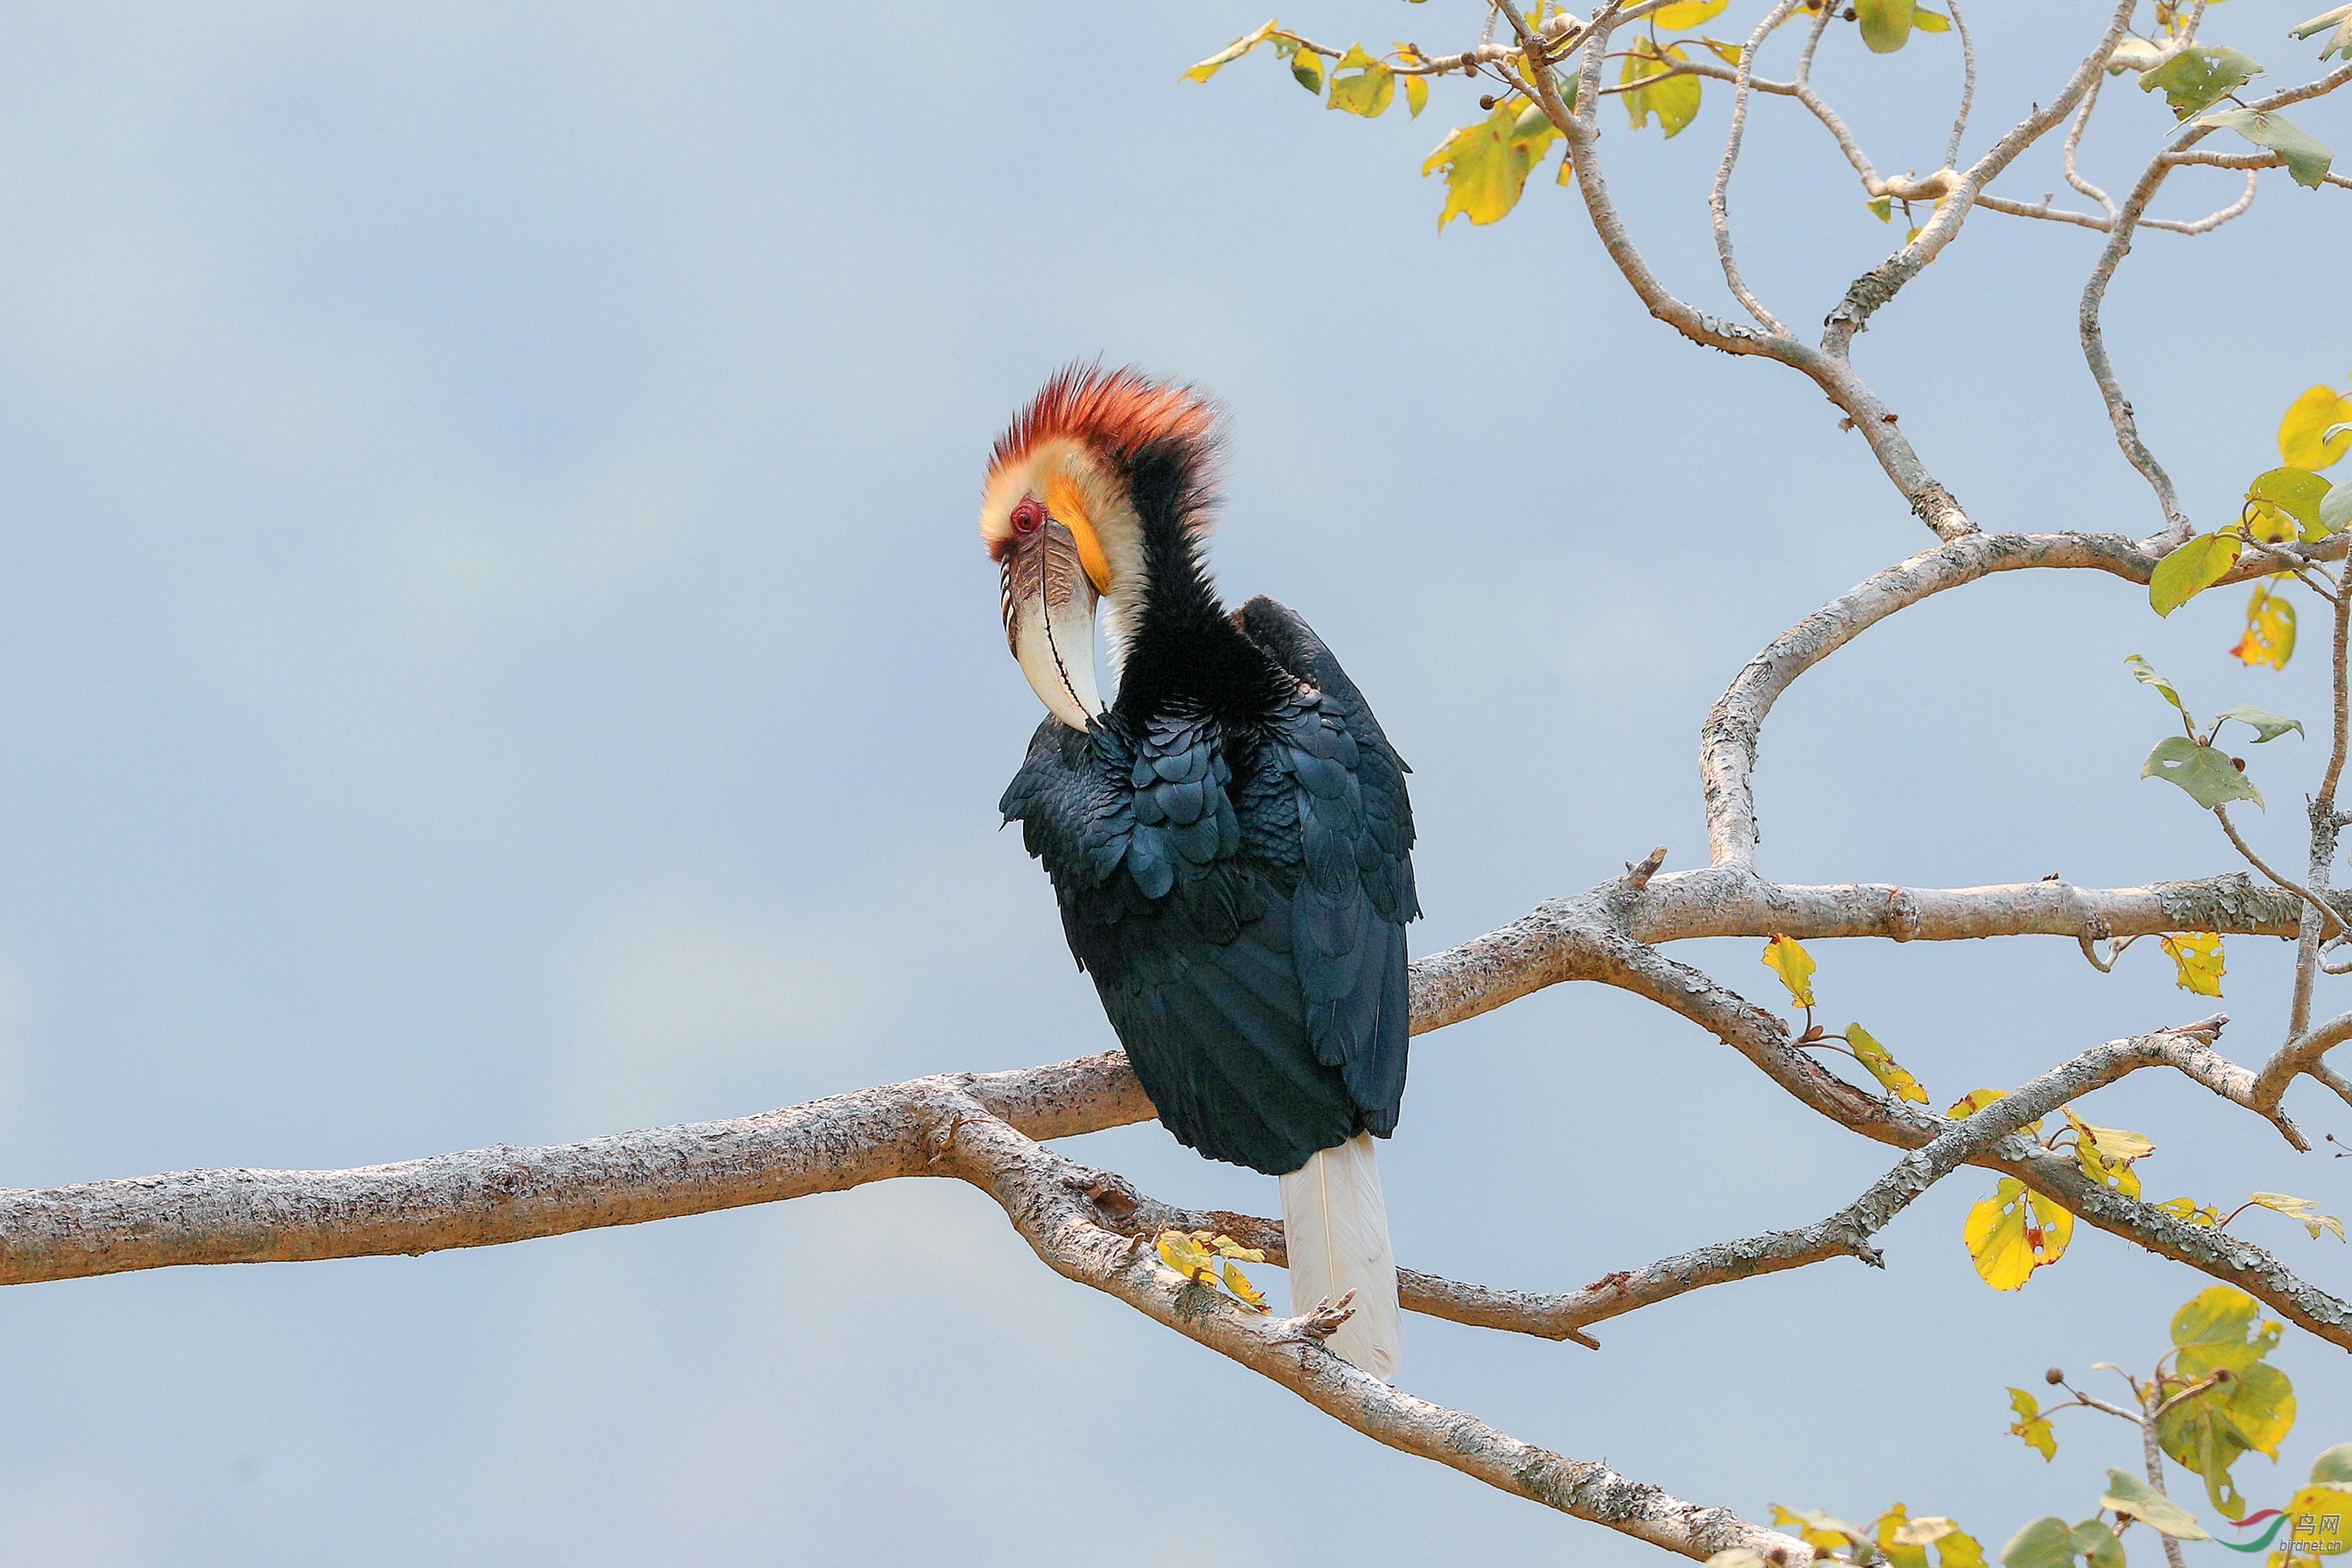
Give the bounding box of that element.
[980,439,1148,726]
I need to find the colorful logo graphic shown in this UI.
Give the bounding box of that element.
[2219,1482,2352,1560]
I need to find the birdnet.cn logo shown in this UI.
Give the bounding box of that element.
[2220,1484,2352,1558]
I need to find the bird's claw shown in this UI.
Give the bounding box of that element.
[1293,1289,1358,1341]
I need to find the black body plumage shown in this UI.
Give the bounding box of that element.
[998,445,1419,1175]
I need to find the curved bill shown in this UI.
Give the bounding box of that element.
[1002,517,1104,731]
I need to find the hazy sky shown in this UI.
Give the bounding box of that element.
[0,4,2347,1564]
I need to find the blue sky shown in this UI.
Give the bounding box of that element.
[0,4,2346,1564]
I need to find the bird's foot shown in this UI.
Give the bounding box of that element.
[1287,1290,1358,1342]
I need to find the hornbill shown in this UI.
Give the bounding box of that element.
[980,365,1418,1378]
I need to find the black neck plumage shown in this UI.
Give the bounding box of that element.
[1110,440,1288,727]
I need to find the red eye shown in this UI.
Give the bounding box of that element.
[1010,497,1045,535]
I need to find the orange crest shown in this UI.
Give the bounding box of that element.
[986,364,1221,491]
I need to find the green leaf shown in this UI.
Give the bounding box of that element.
[2101,1467,2211,1538]
[2126,654,2195,720]
[2161,1286,2297,1517]
[2173,1284,2283,1373]
[2292,4,2352,63]
[1621,38,1701,136]
[1288,45,1325,93]
[2198,107,2335,188]
[2143,736,2263,808]
[2313,1443,2352,1484]
[2160,1359,2295,1515]
[2139,45,2265,118]
[2068,1521,2123,1568]
[2149,532,2245,616]
[1422,98,1561,228]
[1183,19,1278,82]
[1998,1518,2076,1568]
[2212,704,2305,743]
[2324,480,2352,534]
[1868,195,1894,221]
[1327,43,1396,116]
[1856,0,1914,52]
[2248,466,2334,534]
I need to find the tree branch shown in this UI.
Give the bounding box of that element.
[937,1102,1811,1564]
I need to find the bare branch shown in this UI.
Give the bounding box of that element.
[939,1108,1810,1564]
[1587,940,2351,1333]
[2064,72,2118,219]
[1709,0,1806,335]
[1118,1184,1864,1345]
[1943,0,1977,171]
[2144,170,2261,234]
[2287,577,2352,1058]
[2214,804,2345,943]
[1702,530,2151,866]
[1821,0,2140,356]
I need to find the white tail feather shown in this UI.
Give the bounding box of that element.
[1278,1132,1401,1381]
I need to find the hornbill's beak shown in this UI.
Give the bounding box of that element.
[1001,510,1107,732]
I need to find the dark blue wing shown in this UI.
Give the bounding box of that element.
[998,603,1418,1174]
[1236,597,1416,1132]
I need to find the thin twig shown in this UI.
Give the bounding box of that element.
[1943,0,1977,170]
[1709,0,1804,335]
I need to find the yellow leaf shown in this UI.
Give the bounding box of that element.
[1206,1233,1268,1262]
[1327,42,1396,117]
[1156,1230,1216,1283]
[1895,1516,1959,1548]
[2009,1387,2059,1461]
[1912,5,1953,31]
[1762,933,1816,1008]
[1423,98,1560,227]
[2160,932,2226,996]
[1964,1178,2074,1290]
[2266,1485,2352,1567]
[2061,1107,2155,1161]
[2075,1138,2144,1200]
[1652,0,1729,24]
[2150,531,2245,617]
[1946,1087,2007,1118]
[2280,383,2352,470]
[1938,1530,1990,1568]
[1185,20,1280,83]
[2230,581,2297,669]
[1220,1257,1270,1311]
[2159,1196,2222,1226]
[2244,1190,2347,1240]
[1621,38,1702,137]
[1873,1504,1933,1568]
[1700,37,1745,65]
[1847,1022,1929,1103]
[1772,1507,1865,1554]
[1402,69,1428,117]
[2249,500,2299,544]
